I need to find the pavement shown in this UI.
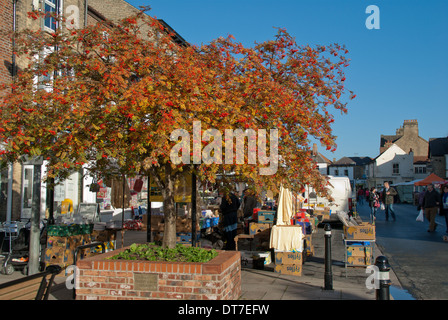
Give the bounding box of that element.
[0,215,405,300]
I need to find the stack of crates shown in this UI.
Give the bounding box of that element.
[45,234,89,268]
[343,223,376,267]
[293,212,314,257]
[345,242,373,266]
[249,210,275,235]
[176,232,201,245]
[273,250,303,276]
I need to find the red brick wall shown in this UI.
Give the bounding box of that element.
[0,0,13,88]
[75,248,241,300]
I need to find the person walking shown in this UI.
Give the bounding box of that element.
[220,192,240,250]
[382,182,397,221]
[422,183,440,233]
[440,185,448,234]
[357,188,365,205]
[368,187,380,223]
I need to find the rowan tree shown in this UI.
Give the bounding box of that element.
[0,8,354,248]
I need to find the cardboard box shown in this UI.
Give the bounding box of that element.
[274,251,302,265]
[294,221,311,234]
[45,247,65,263]
[306,245,314,257]
[346,245,372,257]
[142,215,164,231]
[346,256,370,266]
[313,212,330,222]
[274,264,302,276]
[304,234,312,246]
[303,235,314,256]
[249,222,271,235]
[91,230,116,242]
[240,251,272,267]
[254,228,271,243]
[177,232,201,243]
[46,236,69,249]
[258,210,276,215]
[344,223,375,240]
[258,212,275,223]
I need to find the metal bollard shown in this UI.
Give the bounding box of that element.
[375,256,391,300]
[324,224,333,290]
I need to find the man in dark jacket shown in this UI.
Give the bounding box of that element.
[220,192,240,250]
[423,183,440,232]
[243,189,257,219]
[382,182,397,221]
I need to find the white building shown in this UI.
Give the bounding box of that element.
[367,144,414,188]
[311,143,332,175]
[328,157,355,181]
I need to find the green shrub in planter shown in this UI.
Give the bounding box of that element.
[107,243,218,263]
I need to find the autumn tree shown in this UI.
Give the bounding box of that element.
[0,8,354,248]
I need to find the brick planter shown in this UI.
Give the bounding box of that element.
[75,245,241,300]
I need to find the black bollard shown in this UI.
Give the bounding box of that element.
[324,224,333,290]
[375,256,391,300]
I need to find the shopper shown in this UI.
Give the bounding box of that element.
[422,183,440,233]
[357,188,365,205]
[417,187,426,211]
[368,187,380,223]
[439,185,448,234]
[382,182,397,221]
[242,189,257,219]
[219,192,240,250]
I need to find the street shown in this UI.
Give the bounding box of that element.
[356,200,448,300]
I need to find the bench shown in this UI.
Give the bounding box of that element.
[0,265,62,300]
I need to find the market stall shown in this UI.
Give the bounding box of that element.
[414,173,447,187]
[391,180,420,204]
[44,203,118,269]
[236,186,318,276]
[412,173,448,205]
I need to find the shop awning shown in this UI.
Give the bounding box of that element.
[414,173,447,186]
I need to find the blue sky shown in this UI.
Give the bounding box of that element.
[127,0,448,161]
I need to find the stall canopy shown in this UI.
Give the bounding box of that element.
[414,173,447,186]
[391,180,421,204]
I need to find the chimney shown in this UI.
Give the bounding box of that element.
[403,119,418,137]
[312,143,318,156]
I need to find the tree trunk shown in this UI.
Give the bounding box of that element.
[161,164,177,248]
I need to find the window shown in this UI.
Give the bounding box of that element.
[414,166,426,174]
[44,0,61,32]
[392,163,399,175]
[37,47,57,91]
[344,169,349,177]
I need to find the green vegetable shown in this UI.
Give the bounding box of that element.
[107,243,218,263]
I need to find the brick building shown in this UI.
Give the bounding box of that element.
[0,1,186,222]
[380,119,429,162]
[0,0,16,222]
[428,137,448,179]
